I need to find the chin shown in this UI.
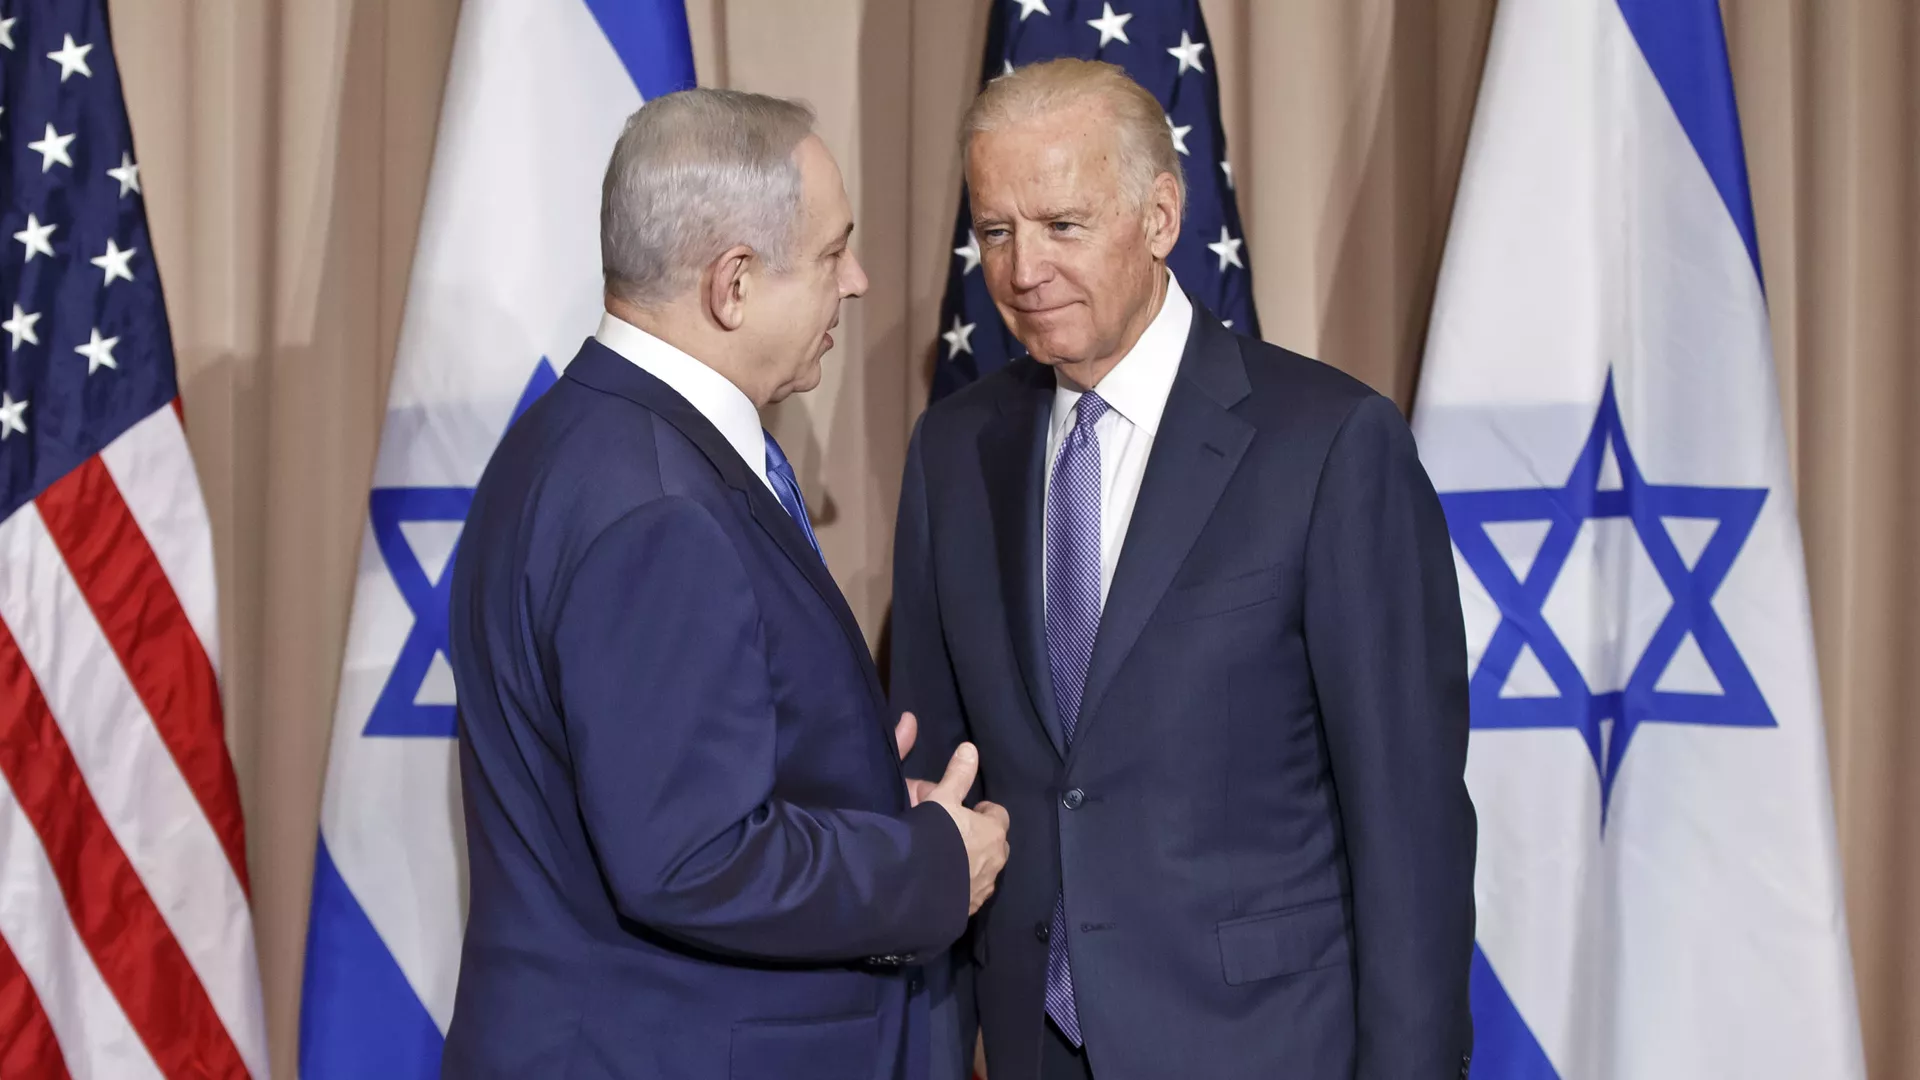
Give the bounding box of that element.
[1021,330,1094,367]
[786,360,823,398]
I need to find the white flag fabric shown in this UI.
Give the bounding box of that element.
[297,3,693,1075]
[1411,1,1864,1077]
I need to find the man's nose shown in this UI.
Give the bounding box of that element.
[841,249,870,299]
[1008,233,1050,291]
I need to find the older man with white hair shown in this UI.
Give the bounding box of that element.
[895,60,1476,1080]
[443,88,1009,1080]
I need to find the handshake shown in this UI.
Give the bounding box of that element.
[895,712,1011,915]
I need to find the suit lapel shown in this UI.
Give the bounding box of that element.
[745,493,889,710]
[563,340,889,722]
[977,364,1067,760]
[1072,309,1254,754]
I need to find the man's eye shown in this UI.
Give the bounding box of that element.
[1050,221,1077,233]
[982,228,1009,241]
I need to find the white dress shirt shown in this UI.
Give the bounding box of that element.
[1043,274,1194,608]
[594,311,775,496]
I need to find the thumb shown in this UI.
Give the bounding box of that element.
[928,742,979,806]
[894,711,918,761]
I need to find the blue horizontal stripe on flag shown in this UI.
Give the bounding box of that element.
[1614,0,1763,282]
[1470,944,1562,1080]
[582,0,698,99]
[299,836,445,1079]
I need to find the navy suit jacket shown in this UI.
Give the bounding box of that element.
[444,338,968,1080]
[893,302,1476,1079]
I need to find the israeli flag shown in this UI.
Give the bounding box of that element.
[1412,1,1865,1077]
[298,3,694,1075]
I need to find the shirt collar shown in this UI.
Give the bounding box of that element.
[595,311,771,490]
[1052,271,1193,438]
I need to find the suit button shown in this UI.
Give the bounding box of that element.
[1035,921,1051,943]
[1061,788,1085,810]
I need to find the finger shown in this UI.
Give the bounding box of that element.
[975,801,1011,831]
[905,778,937,808]
[894,711,918,760]
[929,742,979,804]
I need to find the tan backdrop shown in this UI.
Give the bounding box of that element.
[109,1,1917,1077]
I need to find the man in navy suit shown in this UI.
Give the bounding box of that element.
[894,61,1475,1080]
[444,88,1010,1080]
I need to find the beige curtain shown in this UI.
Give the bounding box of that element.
[110,1,1917,1076]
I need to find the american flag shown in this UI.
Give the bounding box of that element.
[932,0,1259,400]
[0,2,266,1077]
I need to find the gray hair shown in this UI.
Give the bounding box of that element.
[601,88,817,308]
[962,58,1186,214]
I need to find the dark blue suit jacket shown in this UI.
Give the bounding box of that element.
[444,339,968,1080]
[893,302,1476,1079]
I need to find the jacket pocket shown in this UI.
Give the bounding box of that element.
[1157,564,1282,624]
[729,1012,881,1080]
[1216,896,1350,986]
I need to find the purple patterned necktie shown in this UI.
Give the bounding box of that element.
[1043,391,1108,1047]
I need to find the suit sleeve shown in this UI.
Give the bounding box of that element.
[889,417,980,1080]
[552,495,969,963]
[1301,394,1477,1078]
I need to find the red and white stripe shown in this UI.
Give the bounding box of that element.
[0,404,266,1079]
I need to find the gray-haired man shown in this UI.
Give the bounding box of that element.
[443,88,1008,1080]
[896,59,1475,1080]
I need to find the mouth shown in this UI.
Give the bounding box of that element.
[1010,299,1076,317]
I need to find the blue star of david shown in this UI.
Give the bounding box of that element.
[361,358,558,738]
[1439,373,1775,821]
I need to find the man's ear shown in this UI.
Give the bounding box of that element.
[707,244,756,331]
[1146,171,1182,260]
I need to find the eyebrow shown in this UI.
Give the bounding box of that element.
[822,222,853,253]
[972,206,1089,228]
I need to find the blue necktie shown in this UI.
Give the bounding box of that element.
[764,431,823,561]
[1043,391,1108,1047]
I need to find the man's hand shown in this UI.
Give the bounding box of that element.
[926,743,1010,915]
[895,712,1009,915]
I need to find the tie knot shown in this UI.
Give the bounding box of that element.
[1074,391,1110,430]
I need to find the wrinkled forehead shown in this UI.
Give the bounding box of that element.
[967,106,1127,206]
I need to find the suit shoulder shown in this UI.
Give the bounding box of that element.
[469,377,704,558]
[1227,339,1425,463]
[918,358,1049,442]
[1231,343,1434,507]
[1236,338,1385,420]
